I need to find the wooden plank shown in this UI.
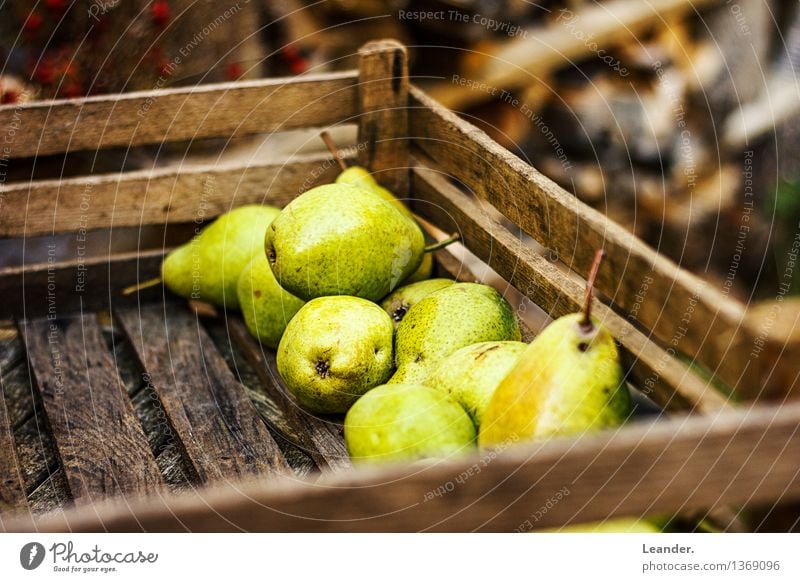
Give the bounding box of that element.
[0,248,168,320]
[0,71,358,159]
[227,318,350,473]
[13,399,800,532]
[408,86,771,399]
[0,379,27,516]
[117,306,291,482]
[0,152,346,238]
[411,163,729,413]
[19,315,164,504]
[357,39,410,196]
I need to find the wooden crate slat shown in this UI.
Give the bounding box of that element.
[117,306,291,482]
[408,87,768,398]
[0,248,168,320]
[357,39,410,196]
[0,153,348,238]
[0,72,358,159]
[411,163,729,413]
[227,319,350,473]
[19,315,164,504]
[13,400,800,532]
[0,383,27,518]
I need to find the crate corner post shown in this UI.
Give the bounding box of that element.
[357,39,410,197]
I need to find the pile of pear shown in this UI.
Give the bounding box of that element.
[148,140,632,479]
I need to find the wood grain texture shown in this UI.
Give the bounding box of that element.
[0,152,347,238]
[411,163,729,413]
[0,72,358,159]
[19,315,163,505]
[12,399,800,532]
[357,39,410,196]
[0,248,167,320]
[408,86,776,399]
[117,306,291,482]
[0,380,27,516]
[227,318,350,473]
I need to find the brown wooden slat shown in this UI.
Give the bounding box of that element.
[0,153,347,238]
[412,163,729,413]
[408,86,769,398]
[117,306,291,482]
[0,72,358,159]
[0,248,168,320]
[0,382,27,518]
[12,399,800,532]
[357,39,410,196]
[227,319,350,473]
[19,315,163,504]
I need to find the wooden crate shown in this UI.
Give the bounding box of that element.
[0,40,798,532]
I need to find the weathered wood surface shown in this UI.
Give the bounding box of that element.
[412,163,729,413]
[117,306,291,482]
[227,319,350,473]
[0,72,358,159]
[357,39,410,196]
[0,153,346,238]
[12,399,800,532]
[0,248,167,320]
[0,379,27,517]
[19,316,164,504]
[408,86,775,400]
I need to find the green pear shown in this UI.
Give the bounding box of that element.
[479,252,631,448]
[541,518,662,533]
[162,205,280,308]
[427,341,527,428]
[336,167,434,285]
[391,283,521,385]
[266,184,425,302]
[276,296,394,413]
[344,383,476,464]
[336,166,415,221]
[380,278,455,329]
[236,255,305,349]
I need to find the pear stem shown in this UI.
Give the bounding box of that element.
[424,233,460,253]
[320,131,349,172]
[121,277,162,296]
[581,249,605,330]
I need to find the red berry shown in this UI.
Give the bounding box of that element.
[61,81,83,98]
[225,62,243,81]
[151,1,170,27]
[45,0,68,14]
[33,60,55,85]
[289,58,308,75]
[1,90,20,105]
[24,12,44,36]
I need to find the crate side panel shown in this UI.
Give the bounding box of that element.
[0,72,359,159]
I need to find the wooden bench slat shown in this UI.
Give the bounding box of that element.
[0,152,348,238]
[117,306,291,482]
[0,72,359,159]
[14,399,800,532]
[411,164,729,413]
[227,319,350,473]
[20,315,164,504]
[408,86,768,398]
[0,248,168,320]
